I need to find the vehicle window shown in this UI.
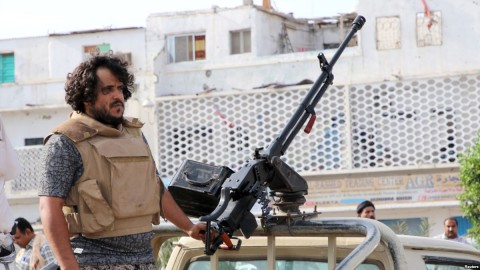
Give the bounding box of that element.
[426,265,472,270]
[187,259,381,270]
[424,255,480,270]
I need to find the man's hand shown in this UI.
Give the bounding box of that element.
[187,223,208,241]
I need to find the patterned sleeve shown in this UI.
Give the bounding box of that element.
[40,241,57,265]
[38,134,83,199]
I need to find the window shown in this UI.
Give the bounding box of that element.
[376,16,401,50]
[424,256,479,270]
[188,259,381,270]
[115,52,133,66]
[83,44,111,60]
[416,11,442,47]
[231,29,251,54]
[167,34,206,63]
[380,218,430,236]
[0,53,15,84]
[24,137,44,146]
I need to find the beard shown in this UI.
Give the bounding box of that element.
[90,104,124,127]
[446,231,456,238]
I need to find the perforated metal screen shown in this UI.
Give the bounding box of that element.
[10,146,44,193]
[156,73,480,181]
[8,73,480,195]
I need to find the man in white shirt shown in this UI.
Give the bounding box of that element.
[433,217,470,244]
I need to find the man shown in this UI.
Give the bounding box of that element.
[356,200,376,219]
[38,54,207,270]
[11,217,56,270]
[0,116,22,269]
[433,217,470,244]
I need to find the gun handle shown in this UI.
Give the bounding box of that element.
[200,187,232,222]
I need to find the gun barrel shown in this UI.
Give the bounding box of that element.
[329,15,366,68]
[268,15,366,157]
[353,15,366,30]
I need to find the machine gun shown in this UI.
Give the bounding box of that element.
[168,15,366,255]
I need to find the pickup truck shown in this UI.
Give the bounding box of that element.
[152,217,480,270]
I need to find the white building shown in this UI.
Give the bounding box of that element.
[0,27,152,221]
[1,0,479,237]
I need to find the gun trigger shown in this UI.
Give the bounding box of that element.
[304,114,316,134]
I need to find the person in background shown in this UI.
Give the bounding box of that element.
[0,116,22,269]
[356,200,376,220]
[11,217,56,270]
[433,217,471,244]
[38,53,207,270]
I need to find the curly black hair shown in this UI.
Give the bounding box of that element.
[64,53,134,113]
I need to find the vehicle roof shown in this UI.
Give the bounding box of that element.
[153,217,480,259]
[396,234,479,255]
[175,234,479,256]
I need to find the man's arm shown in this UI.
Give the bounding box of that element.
[38,134,84,269]
[39,196,79,270]
[143,132,207,240]
[161,188,207,241]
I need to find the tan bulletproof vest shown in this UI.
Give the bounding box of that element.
[49,112,160,238]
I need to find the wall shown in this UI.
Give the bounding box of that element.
[1,27,161,226]
[0,109,70,147]
[357,0,480,82]
[149,1,480,98]
[0,28,155,148]
[0,28,147,107]
[148,6,344,96]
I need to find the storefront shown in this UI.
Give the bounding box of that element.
[302,167,470,237]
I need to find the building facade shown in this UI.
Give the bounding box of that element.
[0,27,152,221]
[1,0,479,237]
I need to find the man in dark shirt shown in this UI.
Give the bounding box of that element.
[38,54,207,270]
[356,200,376,220]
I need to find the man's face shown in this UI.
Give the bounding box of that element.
[84,67,125,127]
[444,219,458,239]
[358,206,375,219]
[13,229,34,249]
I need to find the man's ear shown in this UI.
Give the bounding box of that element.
[84,101,92,112]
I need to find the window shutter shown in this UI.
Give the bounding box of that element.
[0,53,15,83]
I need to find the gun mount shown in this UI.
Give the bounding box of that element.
[168,15,366,255]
